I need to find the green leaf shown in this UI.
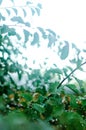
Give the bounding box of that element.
[66,66,73,71]
[62,67,72,82]
[72,43,80,52]
[83,49,86,52]
[1,25,9,34]
[69,95,78,108]
[0,35,2,43]
[8,28,16,36]
[0,0,2,5]
[69,58,76,64]
[13,48,21,55]
[36,86,47,95]
[0,69,5,76]
[31,32,39,46]
[17,69,23,80]
[26,1,32,5]
[4,48,11,55]
[46,29,56,36]
[37,27,47,39]
[44,103,53,118]
[63,68,68,76]
[77,58,83,68]
[33,103,44,113]
[53,64,57,67]
[22,8,27,17]
[73,76,85,93]
[59,111,85,130]
[0,97,5,110]
[8,31,16,36]
[16,33,21,40]
[52,105,64,117]
[11,16,24,24]
[12,8,18,15]
[23,29,30,43]
[60,41,69,60]
[6,9,11,16]
[72,43,80,54]
[66,84,79,94]
[48,82,59,93]
[47,34,56,47]
[37,3,42,9]
[10,0,14,3]
[31,8,35,16]
[46,29,56,47]
[0,13,5,21]
[20,93,32,101]
[54,68,62,74]
[75,77,83,87]
[24,63,28,69]
[9,64,17,73]
[25,22,31,27]
[35,8,40,16]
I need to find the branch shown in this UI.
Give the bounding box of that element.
[57,61,86,89]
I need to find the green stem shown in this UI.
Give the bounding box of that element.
[57,61,86,89]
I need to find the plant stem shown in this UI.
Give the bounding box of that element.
[57,61,86,89]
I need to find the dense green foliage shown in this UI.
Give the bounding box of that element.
[0,0,86,130]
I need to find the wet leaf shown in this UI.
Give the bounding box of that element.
[31,8,35,16]
[12,8,18,15]
[1,25,9,34]
[0,13,5,21]
[31,32,39,46]
[23,29,31,43]
[0,0,2,5]
[11,16,24,24]
[33,103,44,113]
[37,3,42,9]
[66,84,79,94]
[35,8,40,16]
[8,28,16,36]
[6,9,11,15]
[60,41,69,60]
[26,1,32,5]
[25,22,31,27]
[37,27,47,39]
[22,8,27,17]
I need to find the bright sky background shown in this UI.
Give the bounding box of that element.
[34,0,86,44]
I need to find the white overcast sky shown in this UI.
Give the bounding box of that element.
[34,0,86,45]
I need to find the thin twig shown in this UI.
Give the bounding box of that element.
[57,61,86,89]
